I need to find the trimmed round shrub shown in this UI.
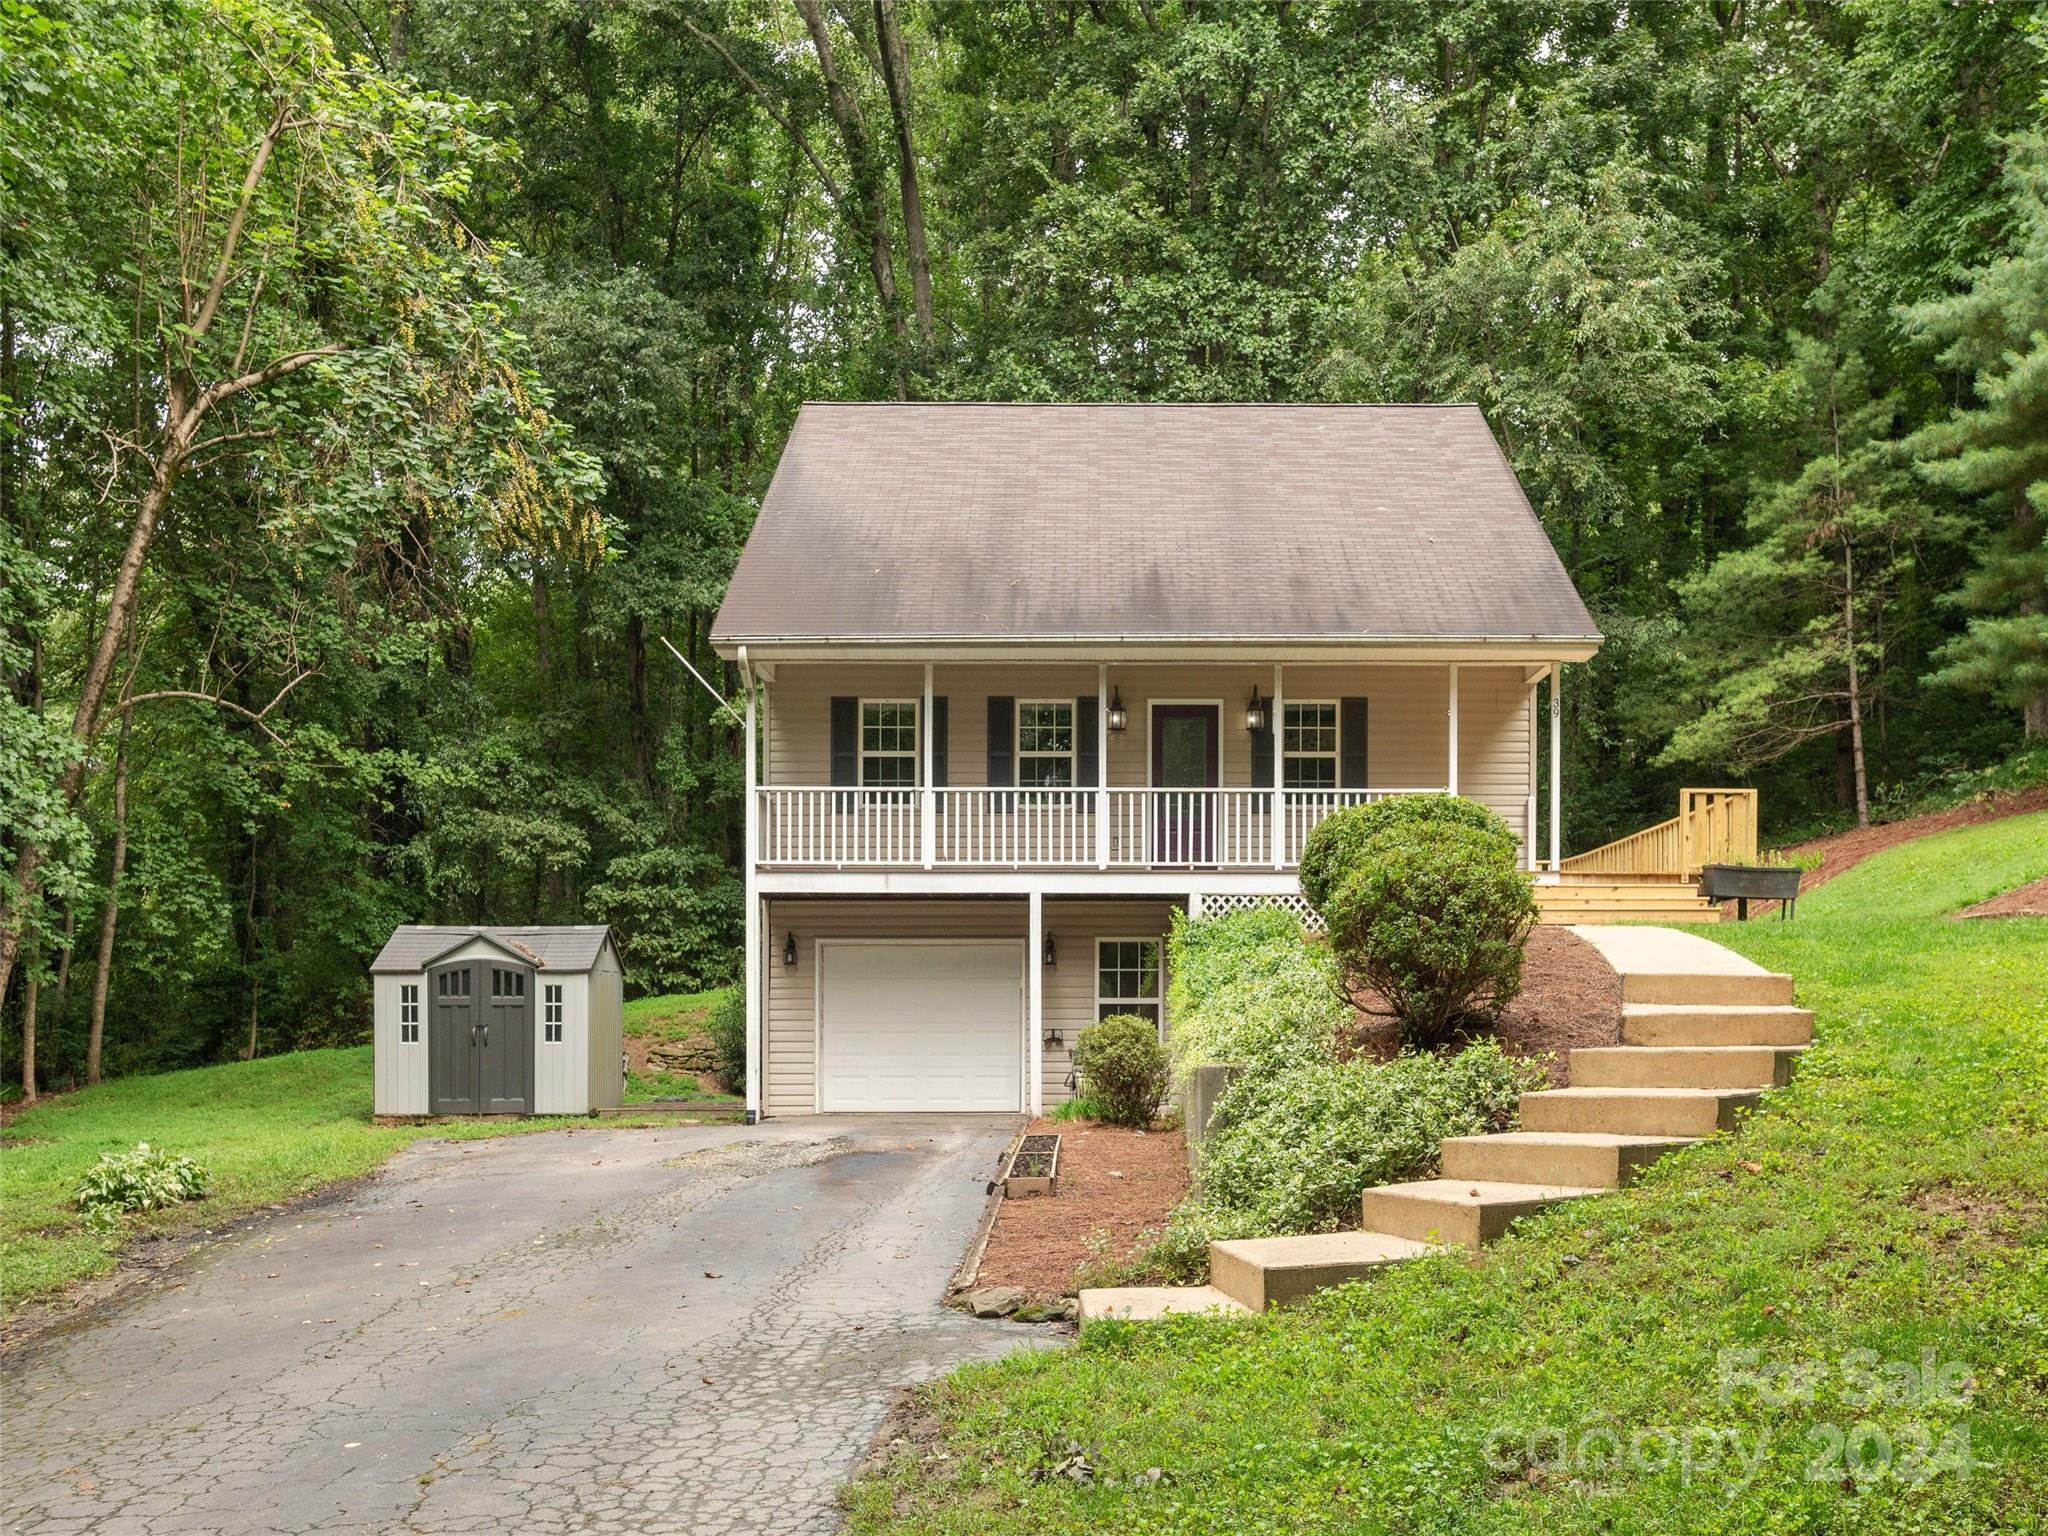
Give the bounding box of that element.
[1319,820,1537,1048]
[1073,1014,1169,1128]
[1299,793,1516,913]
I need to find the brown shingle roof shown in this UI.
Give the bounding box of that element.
[711,403,1598,647]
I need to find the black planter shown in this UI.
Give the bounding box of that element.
[1699,863,1803,921]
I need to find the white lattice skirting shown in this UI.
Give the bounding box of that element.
[1192,891,1324,933]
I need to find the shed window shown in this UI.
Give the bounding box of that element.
[1017,701,1075,788]
[859,700,919,790]
[399,984,420,1043]
[544,983,564,1043]
[1282,701,1339,790]
[1097,939,1161,1029]
[491,967,525,999]
[436,969,471,997]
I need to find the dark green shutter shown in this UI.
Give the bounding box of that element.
[987,696,1014,812]
[1340,698,1369,788]
[932,697,948,787]
[830,696,858,812]
[1076,696,1099,800]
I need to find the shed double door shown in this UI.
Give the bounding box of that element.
[428,959,535,1115]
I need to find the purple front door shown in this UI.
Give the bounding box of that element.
[1150,704,1219,863]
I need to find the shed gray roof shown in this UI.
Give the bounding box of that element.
[711,403,1598,648]
[370,926,618,975]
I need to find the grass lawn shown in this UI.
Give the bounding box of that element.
[0,1045,686,1315]
[621,985,741,1105]
[845,814,2048,1534]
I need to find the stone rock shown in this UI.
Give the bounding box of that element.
[647,1038,718,1074]
[1011,1301,1065,1324]
[961,1286,1027,1319]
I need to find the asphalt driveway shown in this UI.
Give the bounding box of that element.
[2,1116,1043,1535]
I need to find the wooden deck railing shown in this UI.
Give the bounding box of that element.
[1559,788,1758,879]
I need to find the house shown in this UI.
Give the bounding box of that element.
[709,402,1601,1122]
[370,925,625,1116]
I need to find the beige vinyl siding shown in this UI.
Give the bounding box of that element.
[763,897,1178,1116]
[762,662,1536,856]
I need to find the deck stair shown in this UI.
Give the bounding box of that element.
[1079,925,1803,1325]
[1533,880,1722,925]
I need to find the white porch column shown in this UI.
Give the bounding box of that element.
[1027,890,1044,1116]
[921,663,935,869]
[1526,673,1540,872]
[742,658,761,1123]
[1549,665,1563,872]
[1096,664,1110,869]
[1271,663,1285,868]
[1447,664,1460,795]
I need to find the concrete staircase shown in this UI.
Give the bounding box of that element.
[1078,925,1808,1325]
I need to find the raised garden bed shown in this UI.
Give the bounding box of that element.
[1700,862,1803,920]
[1001,1133,1062,1197]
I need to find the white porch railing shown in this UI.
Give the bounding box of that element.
[754,786,1441,869]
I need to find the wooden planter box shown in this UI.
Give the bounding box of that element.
[1001,1133,1061,1198]
[1700,863,1803,920]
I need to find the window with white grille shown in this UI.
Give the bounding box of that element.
[544,983,564,1043]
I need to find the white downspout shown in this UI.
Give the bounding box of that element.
[1027,889,1044,1117]
[1549,665,1563,874]
[739,645,762,1124]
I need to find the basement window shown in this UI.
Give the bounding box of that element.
[399,984,419,1044]
[544,984,564,1043]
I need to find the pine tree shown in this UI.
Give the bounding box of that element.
[1903,133,2048,738]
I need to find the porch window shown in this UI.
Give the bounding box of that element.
[1016,700,1075,788]
[1096,939,1161,1028]
[859,700,919,789]
[399,984,419,1043]
[1282,701,1339,790]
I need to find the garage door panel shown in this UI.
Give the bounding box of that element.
[819,943,1023,1112]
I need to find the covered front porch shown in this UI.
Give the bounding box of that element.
[742,658,1573,876]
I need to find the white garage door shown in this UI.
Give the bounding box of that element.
[817,942,1024,1112]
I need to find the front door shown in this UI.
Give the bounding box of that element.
[428,959,535,1115]
[1151,704,1219,863]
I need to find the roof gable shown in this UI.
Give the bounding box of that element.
[711,403,1598,648]
[370,926,618,975]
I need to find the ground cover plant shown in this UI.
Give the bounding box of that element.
[1160,907,1346,1084]
[845,813,2048,1533]
[0,1047,674,1314]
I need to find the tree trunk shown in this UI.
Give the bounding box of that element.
[87,713,130,1085]
[19,957,36,1103]
[626,613,651,786]
[54,903,75,996]
[241,838,262,1061]
[871,0,932,341]
[533,564,552,711]
[1843,547,1870,828]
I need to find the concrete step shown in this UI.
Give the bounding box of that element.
[1208,1230,1438,1310]
[1076,1285,1250,1327]
[1619,970,1793,1006]
[1357,1179,1602,1249]
[1520,1086,1763,1138]
[1569,1044,1805,1090]
[1622,1003,1815,1047]
[1439,1131,1696,1189]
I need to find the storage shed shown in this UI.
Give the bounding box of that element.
[370,926,625,1116]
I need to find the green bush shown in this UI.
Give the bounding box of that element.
[1163,907,1347,1084]
[74,1143,208,1231]
[1318,819,1538,1049]
[1144,1041,1545,1281]
[1298,792,1516,913]
[1072,1014,1169,1128]
[705,986,746,1094]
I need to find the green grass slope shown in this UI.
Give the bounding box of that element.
[0,1046,657,1313]
[845,814,2048,1535]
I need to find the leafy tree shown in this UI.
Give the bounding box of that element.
[1904,133,2048,738]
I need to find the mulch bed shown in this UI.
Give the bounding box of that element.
[1958,875,2048,921]
[1342,925,1622,1087]
[973,1119,1188,1300]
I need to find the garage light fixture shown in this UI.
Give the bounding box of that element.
[1042,933,1057,969]
[782,932,797,968]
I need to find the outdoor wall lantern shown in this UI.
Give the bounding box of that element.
[1245,686,1268,735]
[1042,933,1057,968]
[1043,1027,1065,1050]
[1107,686,1128,734]
[782,931,797,968]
